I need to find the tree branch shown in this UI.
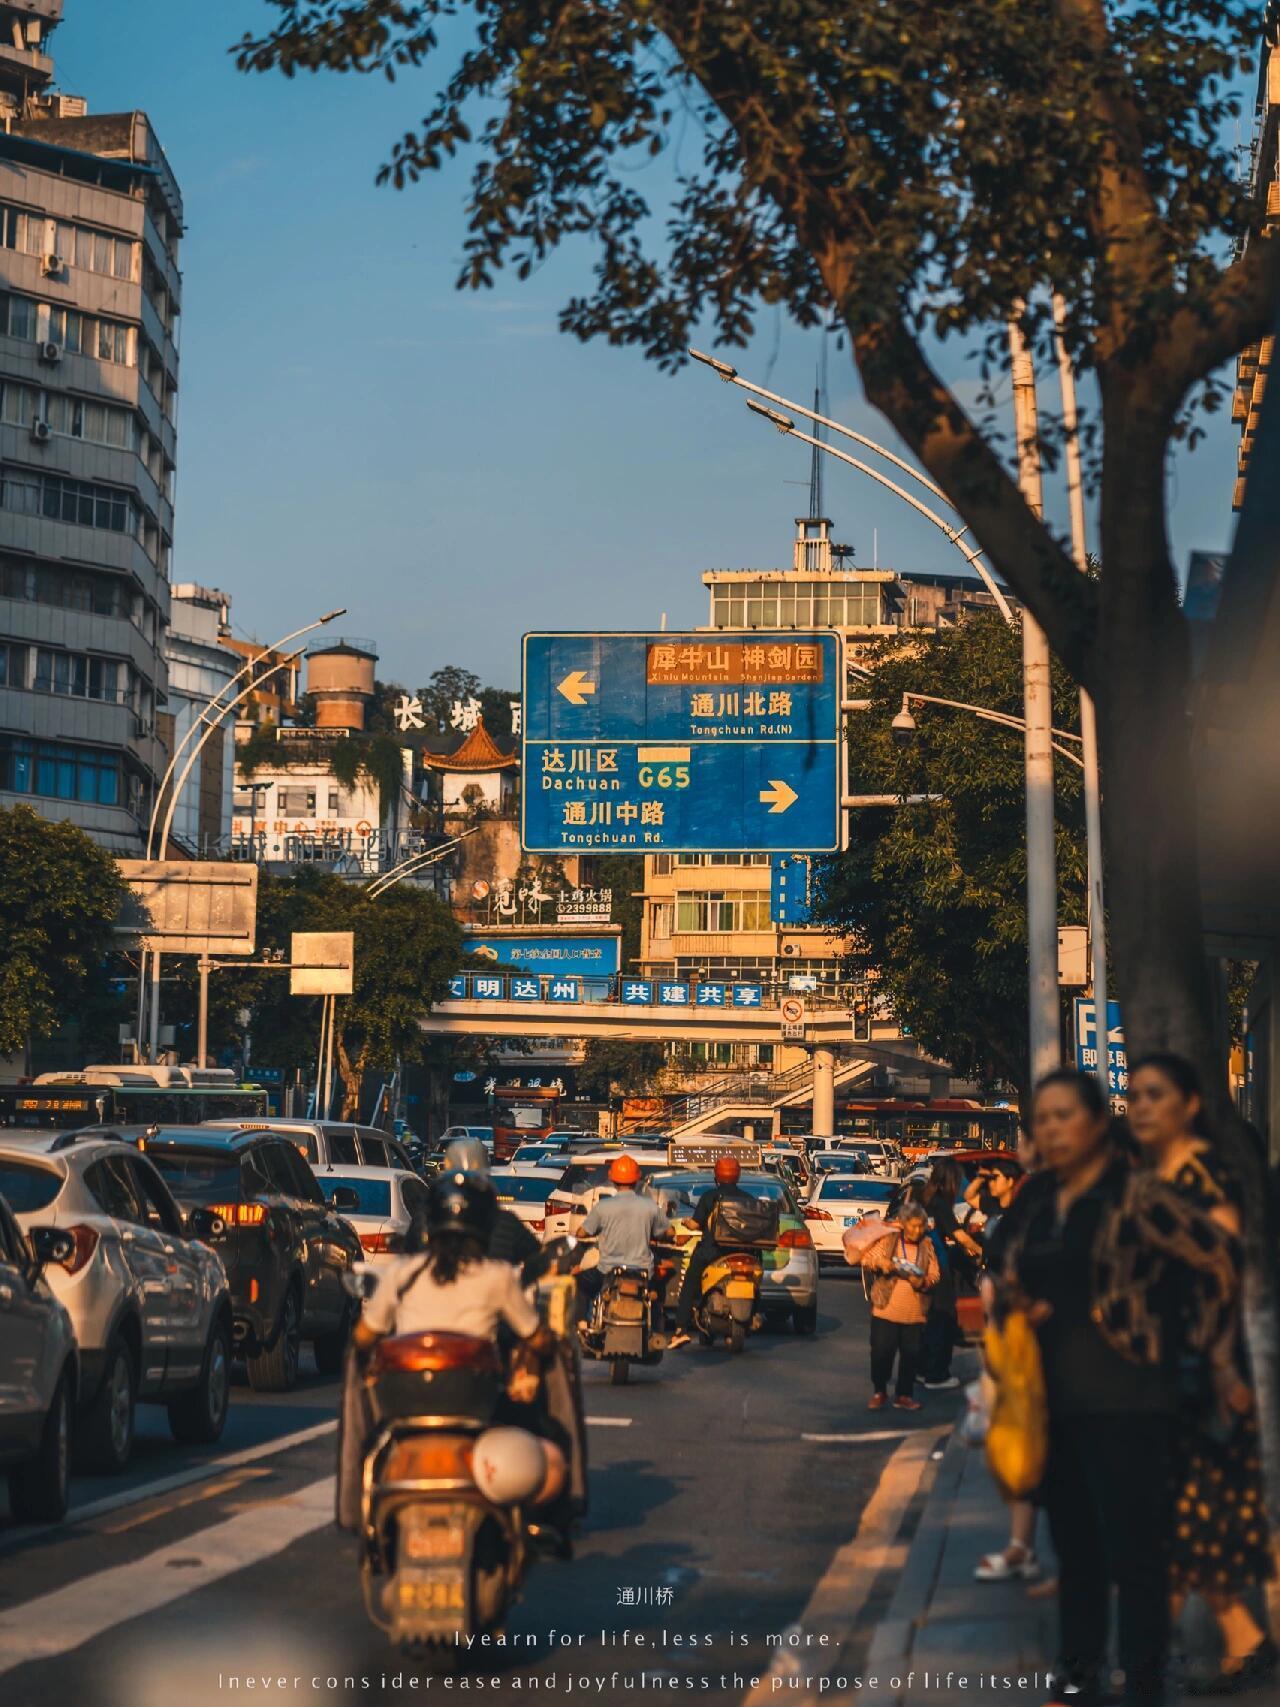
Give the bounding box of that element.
[849,315,1098,688]
[1166,228,1280,398]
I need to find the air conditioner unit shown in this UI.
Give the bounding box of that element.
[781,941,801,956]
[29,418,51,443]
[37,340,61,364]
[41,253,64,277]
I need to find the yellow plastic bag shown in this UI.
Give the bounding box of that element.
[983,1309,1049,1499]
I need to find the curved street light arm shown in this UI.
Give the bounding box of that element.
[365,826,482,899]
[146,607,345,857]
[747,406,1017,627]
[900,692,1084,767]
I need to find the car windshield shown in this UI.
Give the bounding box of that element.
[146,1150,241,1205]
[651,1171,789,1206]
[492,1174,558,1204]
[319,1176,391,1216]
[0,1157,62,1212]
[820,1178,897,1202]
[815,1152,865,1170]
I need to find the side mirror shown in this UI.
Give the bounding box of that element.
[329,1186,361,1213]
[27,1225,75,1271]
[342,1265,378,1301]
[185,1206,225,1240]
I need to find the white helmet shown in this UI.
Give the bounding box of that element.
[471,1427,546,1505]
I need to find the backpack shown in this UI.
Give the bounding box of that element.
[710,1193,780,1248]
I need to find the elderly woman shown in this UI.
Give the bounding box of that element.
[861,1191,940,1412]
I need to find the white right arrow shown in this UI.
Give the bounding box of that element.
[759,779,798,814]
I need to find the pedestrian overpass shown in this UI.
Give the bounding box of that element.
[418,986,946,1138]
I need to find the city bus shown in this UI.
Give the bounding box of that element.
[491,1085,562,1161]
[839,1099,1018,1159]
[0,1067,271,1136]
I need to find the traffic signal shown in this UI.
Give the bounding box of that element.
[852,999,871,1042]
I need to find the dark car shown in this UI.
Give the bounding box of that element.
[129,1127,363,1392]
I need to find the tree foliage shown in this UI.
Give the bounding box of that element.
[0,807,125,1059]
[578,1037,669,1100]
[816,616,1087,1096]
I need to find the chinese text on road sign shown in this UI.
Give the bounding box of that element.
[522,633,841,854]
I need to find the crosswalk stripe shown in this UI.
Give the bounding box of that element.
[0,1477,334,1676]
[801,1429,909,1443]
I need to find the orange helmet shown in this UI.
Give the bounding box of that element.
[714,1154,741,1186]
[609,1154,641,1186]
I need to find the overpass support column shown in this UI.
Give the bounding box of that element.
[812,1047,836,1139]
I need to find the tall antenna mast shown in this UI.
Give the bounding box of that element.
[807,338,828,518]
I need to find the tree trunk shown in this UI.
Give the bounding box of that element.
[1097,403,1280,1523]
[335,1033,364,1122]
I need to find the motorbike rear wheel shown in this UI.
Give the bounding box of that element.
[728,1321,746,1354]
[609,1358,631,1386]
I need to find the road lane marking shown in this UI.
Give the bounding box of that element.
[742,1424,947,1707]
[0,1419,337,1551]
[801,1429,910,1443]
[102,1468,272,1534]
[0,1477,334,1677]
[585,1416,632,1427]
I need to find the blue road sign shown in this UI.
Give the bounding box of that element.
[1073,998,1128,1096]
[522,632,842,853]
[771,853,815,924]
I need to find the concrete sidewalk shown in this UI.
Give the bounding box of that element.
[861,1429,1055,1706]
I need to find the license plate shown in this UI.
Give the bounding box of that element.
[396,1569,466,1612]
[727,1280,756,1299]
[401,1511,467,1563]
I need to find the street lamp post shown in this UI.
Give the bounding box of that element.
[140,607,346,1063]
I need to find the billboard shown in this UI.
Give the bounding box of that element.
[464,932,621,981]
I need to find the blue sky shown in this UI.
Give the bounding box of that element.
[72,3,1241,692]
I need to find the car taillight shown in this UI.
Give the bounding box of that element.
[60,1223,99,1275]
[369,1333,499,1378]
[725,1252,759,1272]
[529,1217,545,1232]
[208,1202,269,1227]
[803,1206,832,1221]
[359,1231,405,1255]
[546,1197,575,1217]
[778,1227,814,1250]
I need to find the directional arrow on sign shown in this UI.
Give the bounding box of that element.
[557,670,597,706]
[759,779,798,814]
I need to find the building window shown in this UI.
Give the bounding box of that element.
[0,291,133,366]
[0,641,25,687]
[327,790,340,813]
[0,204,136,281]
[650,901,674,939]
[0,556,133,621]
[33,648,124,703]
[0,381,136,451]
[675,853,769,868]
[0,736,120,806]
[0,293,37,341]
[712,579,885,630]
[675,890,772,932]
[278,787,317,814]
[0,468,137,536]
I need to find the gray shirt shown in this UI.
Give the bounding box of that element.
[581,1189,671,1274]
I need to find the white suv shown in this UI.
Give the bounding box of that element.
[204,1118,417,1173]
[0,1192,78,1522]
[0,1135,233,1473]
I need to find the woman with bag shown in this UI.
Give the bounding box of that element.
[994,1070,1237,1707]
[861,1193,940,1411]
[1127,1053,1275,1696]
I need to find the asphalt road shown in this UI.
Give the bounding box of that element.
[0,1272,962,1707]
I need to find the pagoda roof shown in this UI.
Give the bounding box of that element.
[420,718,518,772]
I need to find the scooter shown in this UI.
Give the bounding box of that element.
[576,1246,677,1385]
[692,1246,765,1354]
[342,1271,569,1656]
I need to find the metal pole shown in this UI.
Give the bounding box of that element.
[134,947,148,1062]
[312,993,327,1118]
[1009,318,1062,1084]
[1053,294,1110,1098]
[148,951,163,1062]
[812,1046,836,1138]
[197,953,211,1070]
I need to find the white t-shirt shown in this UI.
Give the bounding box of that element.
[364,1254,539,1341]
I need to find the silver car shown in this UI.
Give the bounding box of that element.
[0,1192,78,1522]
[0,1135,233,1474]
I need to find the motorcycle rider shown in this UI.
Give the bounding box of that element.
[441,1136,542,1278]
[576,1154,673,1323]
[669,1153,756,1349]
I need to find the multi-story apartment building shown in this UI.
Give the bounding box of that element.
[160,584,236,854]
[0,1,181,850]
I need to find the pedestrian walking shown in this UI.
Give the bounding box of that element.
[994,1069,1238,1707]
[1128,1053,1276,1696]
[863,1194,940,1412]
[919,1157,983,1390]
